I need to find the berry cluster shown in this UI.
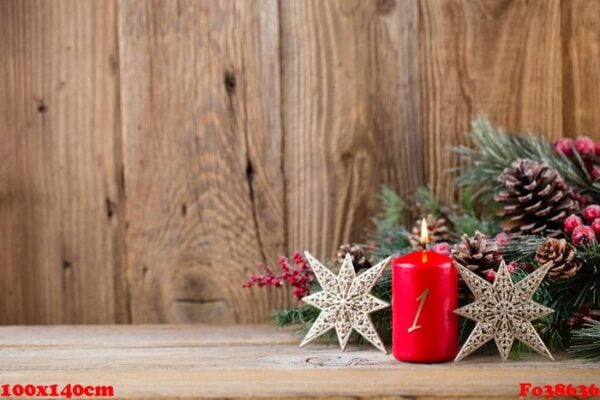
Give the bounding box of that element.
[484,261,517,283]
[564,204,600,246]
[555,137,600,181]
[243,252,314,300]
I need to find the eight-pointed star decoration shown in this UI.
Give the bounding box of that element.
[299,252,391,353]
[454,260,555,362]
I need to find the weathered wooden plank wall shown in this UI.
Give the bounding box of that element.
[1,0,599,324]
[118,0,287,324]
[420,0,564,200]
[0,0,128,324]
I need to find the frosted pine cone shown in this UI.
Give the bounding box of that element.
[495,159,577,237]
[336,243,371,271]
[452,231,503,301]
[534,238,581,281]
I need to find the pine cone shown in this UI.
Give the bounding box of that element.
[407,214,451,248]
[452,231,503,300]
[336,243,371,271]
[534,238,582,281]
[495,159,577,237]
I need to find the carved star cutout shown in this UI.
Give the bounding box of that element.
[300,252,390,353]
[454,260,555,362]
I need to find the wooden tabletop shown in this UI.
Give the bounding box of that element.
[0,325,598,399]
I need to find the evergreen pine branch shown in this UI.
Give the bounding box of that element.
[447,188,501,238]
[271,281,324,329]
[370,228,412,261]
[415,187,442,216]
[459,188,477,213]
[574,241,600,267]
[272,306,320,327]
[569,319,600,361]
[455,117,600,202]
[552,274,600,310]
[378,186,405,229]
[370,187,412,260]
[501,235,546,263]
[448,213,500,238]
[552,243,600,311]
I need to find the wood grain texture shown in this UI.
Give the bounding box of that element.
[4,0,600,324]
[0,0,128,323]
[1,325,598,399]
[419,0,564,202]
[118,0,288,323]
[563,0,600,138]
[280,0,422,259]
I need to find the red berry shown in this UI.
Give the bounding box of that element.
[564,214,583,234]
[293,287,308,299]
[572,225,596,246]
[583,205,600,222]
[506,261,517,274]
[591,165,600,181]
[592,219,600,235]
[494,232,509,246]
[575,137,595,156]
[555,138,574,156]
[485,270,496,283]
[573,191,593,208]
[432,242,451,256]
[244,252,314,301]
[595,142,600,156]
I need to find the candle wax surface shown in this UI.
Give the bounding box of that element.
[392,250,458,363]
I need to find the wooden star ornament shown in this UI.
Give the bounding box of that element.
[300,252,391,353]
[454,260,555,362]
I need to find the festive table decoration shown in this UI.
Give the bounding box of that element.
[454,260,555,361]
[244,117,600,361]
[392,219,458,363]
[299,252,391,353]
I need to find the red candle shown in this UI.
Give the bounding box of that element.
[392,219,458,363]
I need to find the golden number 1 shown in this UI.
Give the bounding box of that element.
[408,288,430,333]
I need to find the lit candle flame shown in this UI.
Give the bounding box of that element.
[420,218,429,247]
